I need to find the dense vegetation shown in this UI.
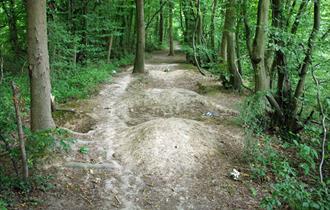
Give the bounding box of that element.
[0,0,329,209]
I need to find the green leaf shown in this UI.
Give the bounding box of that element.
[79,146,89,154]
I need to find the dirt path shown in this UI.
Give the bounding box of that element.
[39,50,262,210]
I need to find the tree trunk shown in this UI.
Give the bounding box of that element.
[27,0,55,131]
[107,36,113,63]
[223,0,241,90]
[210,0,217,51]
[159,0,164,45]
[182,0,195,63]
[251,0,271,92]
[11,82,28,180]
[219,32,228,65]
[168,0,175,56]
[133,0,145,73]
[196,0,203,46]
[293,0,320,114]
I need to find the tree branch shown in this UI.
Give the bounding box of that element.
[145,0,168,30]
[311,68,327,184]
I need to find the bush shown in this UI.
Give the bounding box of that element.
[240,94,330,210]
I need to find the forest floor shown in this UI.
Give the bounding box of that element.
[30,49,266,209]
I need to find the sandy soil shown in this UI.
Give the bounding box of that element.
[28,49,264,210]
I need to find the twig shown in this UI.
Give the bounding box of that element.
[114,195,121,205]
[311,68,327,184]
[11,82,29,180]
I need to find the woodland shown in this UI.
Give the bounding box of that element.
[0,0,329,209]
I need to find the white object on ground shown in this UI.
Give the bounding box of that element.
[230,169,240,181]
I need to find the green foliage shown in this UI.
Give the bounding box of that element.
[239,92,269,134]
[79,146,89,154]
[246,134,329,209]
[261,177,329,210]
[241,92,329,209]
[0,199,7,210]
[52,55,133,103]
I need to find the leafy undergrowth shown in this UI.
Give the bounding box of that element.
[0,55,133,209]
[240,94,329,210]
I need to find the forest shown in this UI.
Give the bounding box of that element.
[0,0,329,209]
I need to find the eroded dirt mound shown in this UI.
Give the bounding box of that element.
[134,64,211,91]
[27,49,264,210]
[116,118,222,177]
[119,88,237,126]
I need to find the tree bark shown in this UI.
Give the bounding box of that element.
[27,0,55,131]
[11,82,28,180]
[159,0,164,45]
[168,0,175,56]
[133,0,145,73]
[251,0,271,92]
[223,0,241,90]
[293,0,320,113]
[210,0,217,51]
[107,36,113,63]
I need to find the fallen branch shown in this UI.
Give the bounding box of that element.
[58,127,89,136]
[55,108,77,113]
[11,82,28,180]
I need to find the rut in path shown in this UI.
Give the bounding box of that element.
[40,50,262,210]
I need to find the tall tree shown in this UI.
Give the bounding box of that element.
[133,0,145,73]
[159,0,164,45]
[210,0,218,51]
[27,0,55,131]
[251,0,271,92]
[168,0,174,56]
[222,0,241,90]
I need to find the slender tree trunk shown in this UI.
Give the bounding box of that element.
[133,0,145,73]
[168,0,175,56]
[293,0,320,113]
[196,0,203,45]
[11,82,28,180]
[236,16,243,75]
[210,0,217,51]
[107,36,113,63]
[252,0,271,92]
[159,0,164,45]
[27,0,55,131]
[291,0,309,34]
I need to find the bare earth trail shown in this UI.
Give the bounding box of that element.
[38,49,263,210]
